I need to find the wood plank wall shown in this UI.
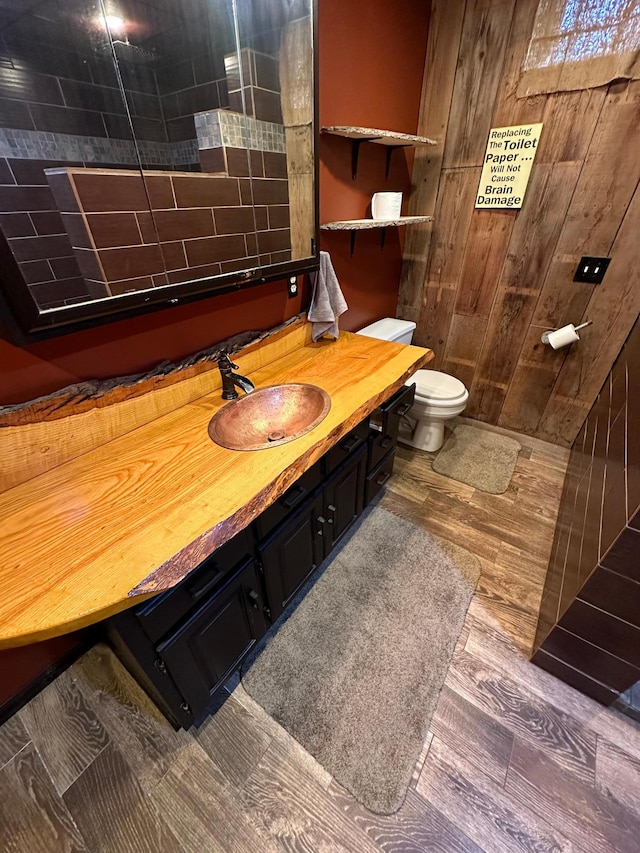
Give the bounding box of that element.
[398,0,640,447]
[532,317,640,705]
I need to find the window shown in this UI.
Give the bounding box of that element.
[518,0,640,96]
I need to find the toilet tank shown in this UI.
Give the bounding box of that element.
[357,317,416,345]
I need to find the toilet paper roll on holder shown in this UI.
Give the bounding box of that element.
[541,320,592,349]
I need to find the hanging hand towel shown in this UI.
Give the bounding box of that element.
[308,251,348,342]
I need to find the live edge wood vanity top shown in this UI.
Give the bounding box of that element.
[0,321,432,649]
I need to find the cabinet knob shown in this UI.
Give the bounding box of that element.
[327,505,336,512]
[317,516,326,524]
[248,589,259,608]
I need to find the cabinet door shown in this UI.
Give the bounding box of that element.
[324,445,367,554]
[156,557,268,722]
[369,383,415,470]
[258,492,325,620]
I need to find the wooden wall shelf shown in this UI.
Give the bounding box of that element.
[322,125,437,178]
[321,216,433,254]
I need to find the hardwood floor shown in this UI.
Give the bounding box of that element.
[2,422,640,852]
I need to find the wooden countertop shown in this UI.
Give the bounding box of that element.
[0,328,431,648]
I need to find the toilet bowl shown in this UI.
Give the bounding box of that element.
[356,318,469,452]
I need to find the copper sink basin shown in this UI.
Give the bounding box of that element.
[208,383,331,451]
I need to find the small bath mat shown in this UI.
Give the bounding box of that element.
[241,504,480,814]
[433,423,521,494]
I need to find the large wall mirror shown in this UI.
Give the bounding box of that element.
[0,0,317,339]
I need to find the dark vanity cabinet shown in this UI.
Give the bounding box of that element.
[155,557,268,720]
[108,384,414,727]
[365,383,414,506]
[258,440,368,621]
[258,490,325,622]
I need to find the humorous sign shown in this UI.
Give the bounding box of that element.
[475,123,543,209]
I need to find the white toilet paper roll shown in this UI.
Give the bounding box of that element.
[546,324,580,349]
[371,192,403,220]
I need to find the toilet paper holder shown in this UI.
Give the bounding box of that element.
[541,321,592,349]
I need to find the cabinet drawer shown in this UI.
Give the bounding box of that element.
[253,459,323,540]
[364,449,396,506]
[368,384,415,470]
[134,528,254,643]
[157,556,268,722]
[323,417,370,474]
[381,382,416,419]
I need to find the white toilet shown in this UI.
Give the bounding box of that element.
[357,317,469,452]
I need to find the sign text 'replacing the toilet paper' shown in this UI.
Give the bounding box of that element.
[475,123,543,209]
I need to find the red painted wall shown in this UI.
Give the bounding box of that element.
[319,0,430,331]
[0,632,86,719]
[0,0,430,709]
[0,281,306,405]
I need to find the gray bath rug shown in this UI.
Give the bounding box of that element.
[241,504,480,814]
[433,423,521,494]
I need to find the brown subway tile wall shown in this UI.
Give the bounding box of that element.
[0,185,65,213]
[28,277,89,305]
[48,256,81,279]
[74,248,104,282]
[601,528,640,582]
[0,158,90,308]
[537,627,640,692]
[167,263,222,284]
[199,148,226,173]
[47,166,290,297]
[224,48,282,124]
[534,318,640,707]
[254,207,269,230]
[69,172,149,213]
[0,29,288,312]
[225,148,250,177]
[159,241,188,271]
[30,211,65,236]
[153,209,214,242]
[184,234,247,266]
[172,175,240,208]
[109,275,157,296]
[249,150,265,177]
[98,244,165,281]
[214,207,257,235]
[0,212,35,237]
[86,213,142,249]
[61,214,93,249]
[263,151,288,179]
[251,178,289,206]
[558,601,640,667]
[21,259,61,284]
[268,205,291,229]
[136,212,158,244]
[257,228,291,254]
[531,649,620,706]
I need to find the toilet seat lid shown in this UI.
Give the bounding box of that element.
[406,370,467,401]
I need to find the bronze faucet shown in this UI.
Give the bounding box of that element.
[218,353,255,400]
